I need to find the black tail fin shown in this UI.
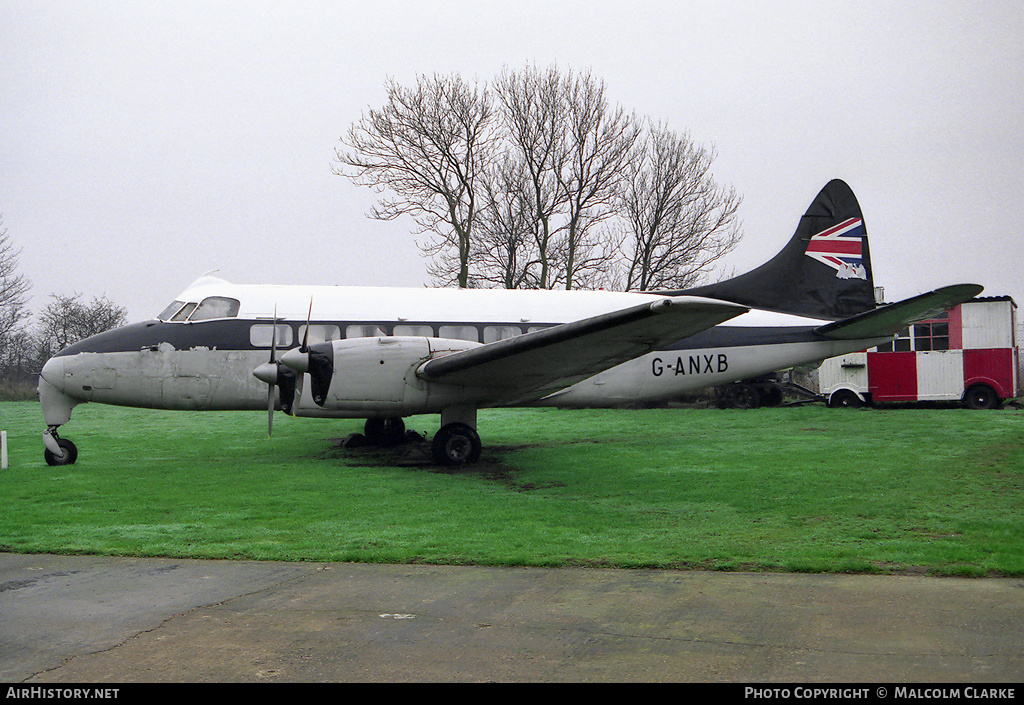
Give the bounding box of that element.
[679,179,876,320]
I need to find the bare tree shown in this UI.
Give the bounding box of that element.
[556,70,641,289]
[37,293,127,357]
[469,160,539,289]
[617,124,741,291]
[0,215,33,393]
[334,74,497,288]
[492,64,569,289]
[0,215,31,343]
[337,70,742,292]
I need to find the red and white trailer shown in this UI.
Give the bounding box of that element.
[819,296,1019,409]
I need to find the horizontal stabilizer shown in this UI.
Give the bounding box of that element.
[814,284,983,340]
[418,296,748,398]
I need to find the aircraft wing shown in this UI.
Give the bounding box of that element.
[418,296,748,399]
[814,284,983,340]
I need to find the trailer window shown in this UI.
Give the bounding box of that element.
[914,320,949,351]
[877,327,911,353]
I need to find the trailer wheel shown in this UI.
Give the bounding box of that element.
[828,390,863,408]
[722,383,760,409]
[761,386,784,407]
[964,384,1000,410]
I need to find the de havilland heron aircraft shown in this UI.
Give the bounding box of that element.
[38,180,982,466]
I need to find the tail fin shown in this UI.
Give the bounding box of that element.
[679,179,876,320]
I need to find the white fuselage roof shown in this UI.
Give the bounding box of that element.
[172,276,829,328]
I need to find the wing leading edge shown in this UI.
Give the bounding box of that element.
[814,284,983,340]
[417,296,748,400]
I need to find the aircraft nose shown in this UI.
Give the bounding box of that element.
[40,356,65,392]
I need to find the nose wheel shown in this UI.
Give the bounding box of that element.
[43,428,78,466]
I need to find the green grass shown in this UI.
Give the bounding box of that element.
[1,401,1022,576]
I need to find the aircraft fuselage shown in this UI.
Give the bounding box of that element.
[39,280,885,425]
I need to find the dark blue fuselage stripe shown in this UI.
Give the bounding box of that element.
[56,319,825,357]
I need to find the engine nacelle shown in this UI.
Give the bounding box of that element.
[296,336,481,417]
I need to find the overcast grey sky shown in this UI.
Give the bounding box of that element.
[2,1,1021,322]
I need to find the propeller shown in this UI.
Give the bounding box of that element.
[252,300,315,436]
[281,298,333,407]
[252,306,281,437]
[282,299,313,373]
[287,299,313,410]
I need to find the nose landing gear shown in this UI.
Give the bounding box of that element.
[43,427,78,466]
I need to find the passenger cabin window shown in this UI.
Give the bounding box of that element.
[250,324,293,348]
[298,324,342,345]
[439,325,480,342]
[483,325,523,343]
[394,324,435,337]
[190,296,240,321]
[346,324,387,338]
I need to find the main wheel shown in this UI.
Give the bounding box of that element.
[964,384,1000,410]
[761,386,784,407]
[431,423,482,466]
[44,438,78,466]
[828,389,864,408]
[364,417,407,445]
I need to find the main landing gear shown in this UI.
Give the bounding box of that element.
[363,417,408,446]
[430,406,481,467]
[43,427,78,466]
[431,423,482,466]
[359,414,483,466]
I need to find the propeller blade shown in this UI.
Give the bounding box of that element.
[280,298,315,376]
[289,370,303,415]
[301,298,312,351]
[267,305,279,437]
[270,305,278,360]
[267,383,275,437]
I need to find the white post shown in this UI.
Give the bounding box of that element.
[1,430,7,470]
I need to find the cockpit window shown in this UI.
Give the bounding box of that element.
[157,297,240,322]
[190,296,240,321]
[157,301,187,321]
[171,302,198,321]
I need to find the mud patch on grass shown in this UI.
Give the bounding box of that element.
[320,435,564,492]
